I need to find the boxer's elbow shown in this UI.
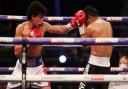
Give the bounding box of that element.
[14,45,23,57]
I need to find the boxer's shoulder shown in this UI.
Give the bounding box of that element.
[20,21,28,26]
[16,23,24,31]
[40,22,49,26]
[87,23,95,30]
[39,22,50,30]
[90,19,105,28]
[96,18,110,26]
[16,21,31,35]
[16,21,28,29]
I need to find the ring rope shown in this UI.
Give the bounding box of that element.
[0,67,127,73]
[0,74,128,82]
[0,44,83,47]
[0,37,128,45]
[0,15,126,22]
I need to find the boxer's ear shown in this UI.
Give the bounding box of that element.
[88,16,93,19]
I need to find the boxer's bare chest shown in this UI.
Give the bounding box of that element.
[21,22,45,37]
[20,22,46,56]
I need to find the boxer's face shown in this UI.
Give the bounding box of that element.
[119,57,128,74]
[31,14,43,27]
[119,57,128,67]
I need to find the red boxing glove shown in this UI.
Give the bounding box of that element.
[69,17,78,27]
[29,28,42,38]
[75,10,86,26]
[67,10,86,30]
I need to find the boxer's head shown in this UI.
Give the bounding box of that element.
[26,1,47,26]
[84,5,99,25]
[119,56,128,74]
[119,56,128,67]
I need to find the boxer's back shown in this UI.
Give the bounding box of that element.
[89,18,113,57]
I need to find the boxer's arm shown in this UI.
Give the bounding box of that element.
[80,26,93,48]
[14,25,23,58]
[43,10,86,34]
[80,26,93,38]
[43,22,69,34]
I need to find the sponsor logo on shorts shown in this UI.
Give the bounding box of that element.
[79,64,90,89]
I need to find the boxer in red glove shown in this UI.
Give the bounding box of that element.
[29,28,42,38]
[7,1,86,89]
[78,5,113,89]
[67,10,86,30]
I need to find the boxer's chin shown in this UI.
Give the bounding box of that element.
[34,22,42,27]
[37,21,43,25]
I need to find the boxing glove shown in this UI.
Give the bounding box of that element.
[67,10,86,30]
[29,28,42,38]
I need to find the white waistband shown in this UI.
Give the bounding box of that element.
[88,55,110,67]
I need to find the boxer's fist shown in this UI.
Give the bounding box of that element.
[29,28,42,38]
[75,10,86,26]
[67,10,86,30]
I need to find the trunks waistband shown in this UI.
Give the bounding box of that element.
[88,55,110,67]
[19,56,43,67]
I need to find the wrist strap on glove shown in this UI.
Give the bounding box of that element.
[79,24,86,35]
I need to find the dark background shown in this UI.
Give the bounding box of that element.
[0,0,128,89]
[0,0,122,16]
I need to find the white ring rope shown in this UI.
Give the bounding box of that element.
[0,74,128,82]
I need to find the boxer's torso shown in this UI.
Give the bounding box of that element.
[20,21,46,57]
[89,18,113,57]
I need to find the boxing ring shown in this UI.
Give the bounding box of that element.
[0,15,128,89]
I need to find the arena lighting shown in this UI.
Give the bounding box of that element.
[59,55,67,63]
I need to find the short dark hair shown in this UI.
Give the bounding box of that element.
[84,5,99,17]
[26,1,47,20]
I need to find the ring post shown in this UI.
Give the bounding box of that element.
[21,45,27,89]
